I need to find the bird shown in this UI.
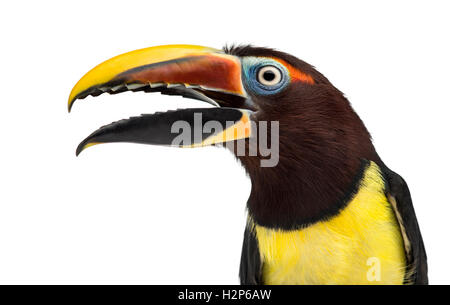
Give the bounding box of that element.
[68,44,427,285]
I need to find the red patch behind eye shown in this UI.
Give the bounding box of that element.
[272,58,315,84]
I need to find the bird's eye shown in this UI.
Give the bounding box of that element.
[242,57,290,95]
[257,66,282,86]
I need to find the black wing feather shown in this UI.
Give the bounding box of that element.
[239,224,263,285]
[381,165,428,284]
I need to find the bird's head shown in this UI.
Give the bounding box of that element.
[69,44,379,229]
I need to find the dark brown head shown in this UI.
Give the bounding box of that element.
[225,46,379,229]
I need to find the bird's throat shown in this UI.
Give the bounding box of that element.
[244,157,372,230]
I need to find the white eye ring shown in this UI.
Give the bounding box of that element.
[257,66,282,86]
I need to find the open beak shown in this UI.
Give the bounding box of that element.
[68,44,254,155]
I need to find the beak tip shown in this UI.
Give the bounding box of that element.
[76,138,89,156]
[76,140,101,156]
[75,144,84,156]
[68,98,75,113]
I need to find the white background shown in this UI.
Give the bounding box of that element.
[1,0,449,284]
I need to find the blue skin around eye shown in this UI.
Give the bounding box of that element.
[242,57,290,96]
